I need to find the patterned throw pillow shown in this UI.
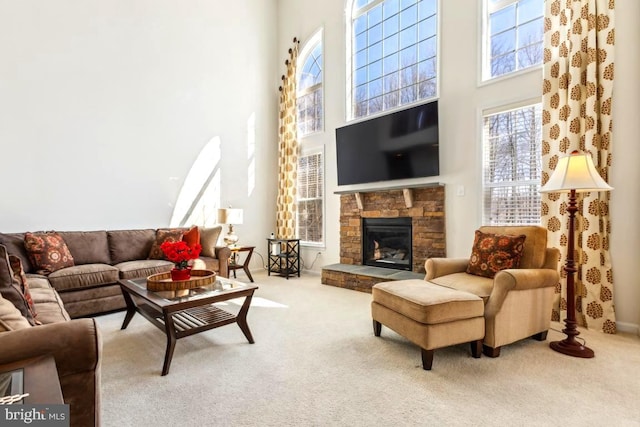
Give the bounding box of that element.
[148,229,185,260]
[23,232,75,275]
[8,255,40,325]
[466,230,526,278]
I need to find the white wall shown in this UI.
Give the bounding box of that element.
[0,0,279,251]
[277,0,640,332]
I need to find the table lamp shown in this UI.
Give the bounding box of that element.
[217,208,244,247]
[540,150,612,358]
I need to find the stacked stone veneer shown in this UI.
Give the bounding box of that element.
[322,185,446,292]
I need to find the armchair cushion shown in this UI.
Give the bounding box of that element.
[0,292,31,332]
[466,230,526,278]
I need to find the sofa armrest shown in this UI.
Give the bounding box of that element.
[0,318,101,378]
[424,258,469,280]
[485,268,560,318]
[214,246,231,278]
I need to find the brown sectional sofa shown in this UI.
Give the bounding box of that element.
[0,226,231,426]
[0,245,101,427]
[0,227,231,318]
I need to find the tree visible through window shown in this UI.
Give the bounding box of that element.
[483,103,542,225]
[349,0,438,119]
[297,151,323,244]
[485,0,543,79]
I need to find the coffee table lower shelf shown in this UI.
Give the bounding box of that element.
[119,278,257,376]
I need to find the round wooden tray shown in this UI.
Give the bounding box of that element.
[147,269,216,292]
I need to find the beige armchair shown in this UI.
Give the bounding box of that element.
[425,225,560,357]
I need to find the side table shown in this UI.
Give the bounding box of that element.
[0,355,64,404]
[267,238,300,279]
[229,246,255,282]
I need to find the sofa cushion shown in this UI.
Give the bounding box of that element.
[0,292,31,332]
[107,229,156,264]
[0,244,37,325]
[58,231,111,265]
[429,272,494,301]
[8,255,38,323]
[192,257,220,272]
[0,233,33,273]
[466,230,526,278]
[48,264,119,292]
[148,229,185,260]
[115,260,173,280]
[28,279,71,324]
[199,226,222,258]
[24,232,75,274]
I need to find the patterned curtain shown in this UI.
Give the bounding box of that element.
[541,0,616,333]
[276,38,300,239]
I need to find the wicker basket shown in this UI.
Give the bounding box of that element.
[147,269,216,292]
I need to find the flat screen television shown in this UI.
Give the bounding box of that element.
[335,100,439,186]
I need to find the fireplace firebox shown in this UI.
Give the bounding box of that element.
[362,217,412,271]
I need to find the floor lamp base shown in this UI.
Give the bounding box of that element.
[550,339,595,358]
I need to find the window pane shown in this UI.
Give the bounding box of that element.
[490,5,516,35]
[418,0,437,19]
[491,29,516,56]
[383,52,399,73]
[418,15,437,40]
[399,25,417,50]
[369,4,383,26]
[517,18,543,49]
[383,15,399,38]
[383,34,399,56]
[518,0,542,25]
[400,4,417,29]
[369,23,383,45]
[383,0,400,18]
[369,41,383,63]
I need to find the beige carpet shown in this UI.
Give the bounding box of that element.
[95,271,640,426]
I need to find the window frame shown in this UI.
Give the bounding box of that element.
[481,99,542,226]
[296,144,325,248]
[481,0,544,83]
[297,29,324,137]
[345,0,440,121]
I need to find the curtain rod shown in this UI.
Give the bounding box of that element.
[278,37,299,92]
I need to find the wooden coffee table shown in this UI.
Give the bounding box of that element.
[119,275,258,376]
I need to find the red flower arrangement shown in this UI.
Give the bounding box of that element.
[160,240,202,270]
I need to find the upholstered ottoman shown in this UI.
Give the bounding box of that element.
[371,279,485,370]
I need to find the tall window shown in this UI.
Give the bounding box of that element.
[297,32,323,136]
[349,0,438,119]
[482,102,542,225]
[297,149,324,245]
[484,0,543,80]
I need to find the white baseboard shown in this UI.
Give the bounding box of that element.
[616,321,640,336]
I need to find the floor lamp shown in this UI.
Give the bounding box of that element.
[540,150,612,358]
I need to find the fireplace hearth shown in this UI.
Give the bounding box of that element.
[362,217,412,271]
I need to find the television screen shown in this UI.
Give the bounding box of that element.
[335,100,439,186]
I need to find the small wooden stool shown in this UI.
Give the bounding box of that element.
[372,280,485,370]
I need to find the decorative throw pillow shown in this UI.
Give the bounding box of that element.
[148,229,185,260]
[182,226,200,250]
[466,230,526,278]
[23,232,75,275]
[199,226,222,258]
[8,255,39,324]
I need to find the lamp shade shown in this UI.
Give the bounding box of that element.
[217,208,243,225]
[540,151,613,193]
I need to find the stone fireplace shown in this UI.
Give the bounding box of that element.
[322,184,445,293]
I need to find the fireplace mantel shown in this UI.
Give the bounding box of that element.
[335,182,443,210]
